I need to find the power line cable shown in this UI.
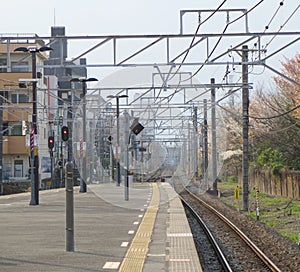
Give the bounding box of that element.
[263,1,285,33]
[249,104,300,120]
[263,2,300,49]
[169,0,228,80]
[164,1,265,105]
[191,0,265,79]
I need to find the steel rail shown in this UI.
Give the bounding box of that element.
[184,189,282,272]
[181,197,233,272]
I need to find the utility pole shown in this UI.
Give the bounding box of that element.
[193,106,198,178]
[211,78,218,193]
[203,99,208,186]
[242,45,249,211]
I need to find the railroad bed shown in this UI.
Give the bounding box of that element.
[173,179,300,272]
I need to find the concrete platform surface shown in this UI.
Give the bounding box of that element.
[0,181,201,272]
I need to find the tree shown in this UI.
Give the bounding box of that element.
[274,54,300,118]
[250,54,300,170]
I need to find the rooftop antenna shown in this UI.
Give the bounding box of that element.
[54,8,56,26]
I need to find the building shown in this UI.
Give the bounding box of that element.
[0,34,57,190]
[0,27,89,193]
[44,26,88,186]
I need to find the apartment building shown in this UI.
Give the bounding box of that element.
[0,34,57,186]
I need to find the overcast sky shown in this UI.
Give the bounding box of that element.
[1,0,299,87]
[1,1,298,34]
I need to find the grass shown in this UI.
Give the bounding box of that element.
[217,180,300,243]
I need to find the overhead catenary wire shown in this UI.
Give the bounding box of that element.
[249,104,300,120]
[263,1,285,34]
[166,0,266,93]
[191,0,265,80]
[170,0,228,79]
[263,2,300,50]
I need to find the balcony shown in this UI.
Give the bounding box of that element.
[3,135,27,155]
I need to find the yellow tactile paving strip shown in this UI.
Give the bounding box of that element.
[119,183,159,272]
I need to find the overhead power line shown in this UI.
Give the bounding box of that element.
[249,104,300,120]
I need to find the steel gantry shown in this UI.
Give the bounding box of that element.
[1,7,300,208]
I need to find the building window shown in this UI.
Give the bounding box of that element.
[1,91,8,100]
[11,61,29,72]
[11,94,18,103]
[11,93,29,103]
[0,58,7,72]
[14,160,23,177]
[2,122,8,136]
[19,94,29,103]
[11,125,22,136]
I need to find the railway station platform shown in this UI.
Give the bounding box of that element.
[0,181,201,272]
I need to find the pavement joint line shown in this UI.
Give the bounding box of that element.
[119,183,159,272]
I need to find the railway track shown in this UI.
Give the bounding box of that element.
[182,198,233,271]
[179,187,282,272]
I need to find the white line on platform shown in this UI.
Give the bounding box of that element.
[169,258,191,262]
[167,233,193,237]
[102,262,120,269]
[121,242,129,247]
[147,253,166,257]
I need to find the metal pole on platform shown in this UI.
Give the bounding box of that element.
[71,77,98,192]
[65,161,74,252]
[0,92,3,194]
[14,45,53,205]
[107,94,128,186]
[81,81,87,192]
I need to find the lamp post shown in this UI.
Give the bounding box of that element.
[71,77,98,193]
[0,91,3,194]
[14,46,53,205]
[107,94,128,187]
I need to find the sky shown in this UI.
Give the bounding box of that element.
[1,0,298,35]
[1,0,300,88]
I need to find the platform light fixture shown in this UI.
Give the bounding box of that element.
[107,94,128,187]
[71,77,98,193]
[14,45,53,206]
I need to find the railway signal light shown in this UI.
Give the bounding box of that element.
[61,126,69,141]
[48,136,54,149]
